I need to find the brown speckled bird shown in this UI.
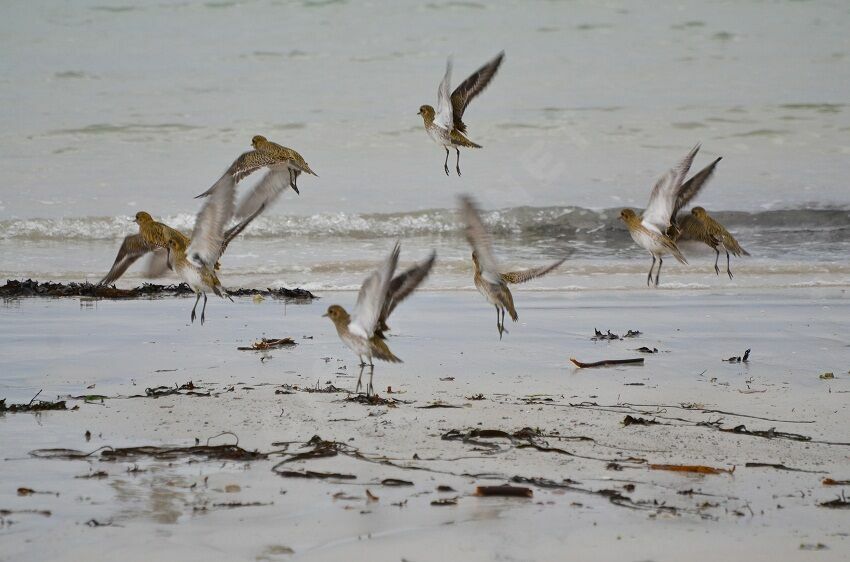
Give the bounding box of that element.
[195,135,317,198]
[98,212,190,286]
[418,51,504,175]
[677,207,750,278]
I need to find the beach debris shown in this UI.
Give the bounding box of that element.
[713,424,812,442]
[278,382,346,394]
[745,462,825,474]
[439,377,455,381]
[823,478,850,486]
[622,415,661,426]
[475,485,532,498]
[799,543,829,551]
[417,401,464,409]
[141,381,210,398]
[345,393,409,406]
[237,337,296,351]
[274,469,356,480]
[85,518,113,527]
[0,390,67,413]
[75,470,108,479]
[0,279,316,301]
[465,393,486,400]
[819,492,850,509]
[723,349,751,363]
[590,329,642,341]
[17,487,59,497]
[819,372,835,380]
[0,508,52,519]
[431,497,458,506]
[634,346,658,353]
[366,489,380,502]
[570,357,644,368]
[381,478,414,487]
[649,464,734,475]
[208,501,273,510]
[437,485,456,492]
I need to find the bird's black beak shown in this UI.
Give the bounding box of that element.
[321,312,329,317]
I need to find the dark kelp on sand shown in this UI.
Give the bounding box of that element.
[0,279,316,300]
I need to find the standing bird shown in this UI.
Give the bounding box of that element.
[619,144,705,287]
[460,196,566,339]
[323,243,436,396]
[98,212,190,286]
[418,51,504,176]
[195,135,316,198]
[677,207,749,278]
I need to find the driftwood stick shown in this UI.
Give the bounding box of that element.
[570,357,644,369]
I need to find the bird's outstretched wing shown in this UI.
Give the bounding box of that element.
[220,203,265,258]
[378,250,437,332]
[195,151,279,198]
[643,144,700,232]
[459,195,500,285]
[234,168,290,221]
[350,242,401,340]
[501,257,566,284]
[673,156,722,219]
[186,174,236,269]
[98,234,154,286]
[451,51,504,134]
[434,58,454,131]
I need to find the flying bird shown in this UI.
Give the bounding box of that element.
[323,242,435,396]
[677,206,750,278]
[460,195,566,339]
[195,135,316,198]
[98,212,190,287]
[418,51,504,176]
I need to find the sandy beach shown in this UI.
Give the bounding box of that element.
[2,288,848,561]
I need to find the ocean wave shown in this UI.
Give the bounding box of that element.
[2,206,849,241]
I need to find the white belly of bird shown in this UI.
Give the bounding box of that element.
[631,223,670,257]
[178,264,206,293]
[339,329,372,358]
[426,124,452,147]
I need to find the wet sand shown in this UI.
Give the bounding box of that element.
[1,288,849,561]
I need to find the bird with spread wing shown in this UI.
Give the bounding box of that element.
[619,144,705,287]
[418,51,504,176]
[323,242,436,396]
[460,195,566,339]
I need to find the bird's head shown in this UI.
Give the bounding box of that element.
[251,135,267,148]
[134,211,153,224]
[322,305,350,325]
[619,208,639,226]
[691,206,707,218]
[417,105,435,121]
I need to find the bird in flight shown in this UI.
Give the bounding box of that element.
[460,195,566,339]
[418,51,504,176]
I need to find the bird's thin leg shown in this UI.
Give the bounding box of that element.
[714,248,721,275]
[501,308,509,337]
[291,170,300,194]
[494,306,501,337]
[191,293,201,323]
[200,293,208,325]
[655,257,663,287]
[455,147,461,176]
[355,363,365,394]
[647,256,656,287]
[358,355,367,367]
[443,147,450,176]
[726,251,734,279]
[367,364,375,397]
